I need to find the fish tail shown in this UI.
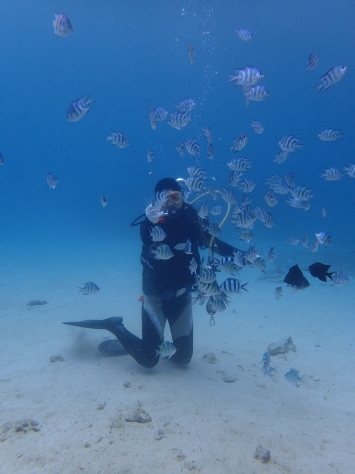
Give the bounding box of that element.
[241,282,249,292]
[85,94,95,106]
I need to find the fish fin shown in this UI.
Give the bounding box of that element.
[85,94,95,106]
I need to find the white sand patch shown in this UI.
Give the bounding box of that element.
[1,239,354,473]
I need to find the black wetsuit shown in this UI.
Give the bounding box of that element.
[114,203,239,368]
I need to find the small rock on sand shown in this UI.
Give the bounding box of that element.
[27,300,48,307]
[255,444,270,463]
[50,355,64,363]
[267,336,296,356]
[203,352,217,364]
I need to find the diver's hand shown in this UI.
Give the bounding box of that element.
[145,204,164,224]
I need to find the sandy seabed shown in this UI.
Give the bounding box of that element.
[1,240,354,474]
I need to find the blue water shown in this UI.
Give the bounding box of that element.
[1,0,354,254]
[0,1,354,471]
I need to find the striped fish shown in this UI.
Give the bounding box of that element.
[315,232,332,247]
[266,174,282,189]
[46,172,59,189]
[235,29,252,41]
[176,99,196,112]
[315,66,347,91]
[207,142,215,160]
[197,202,208,220]
[53,12,73,37]
[291,186,314,201]
[176,142,185,157]
[230,133,249,152]
[187,165,207,178]
[153,107,168,122]
[239,179,256,193]
[227,157,252,171]
[220,278,248,293]
[343,163,355,178]
[155,341,177,359]
[260,352,276,376]
[252,257,267,272]
[264,191,278,208]
[210,205,222,216]
[287,198,308,210]
[238,229,254,243]
[188,257,198,274]
[261,211,275,228]
[198,280,221,296]
[244,86,270,105]
[149,244,174,260]
[285,368,305,387]
[206,293,229,315]
[301,235,308,248]
[318,129,343,141]
[185,138,200,158]
[218,187,238,205]
[244,245,260,262]
[106,131,129,148]
[147,149,154,163]
[228,67,263,86]
[330,271,349,287]
[202,126,213,143]
[219,259,241,276]
[267,246,275,262]
[279,135,303,152]
[149,225,166,242]
[274,150,288,164]
[231,212,256,229]
[66,95,94,122]
[320,168,343,181]
[78,281,100,295]
[250,120,264,134]
[184,176,205,193]
[229,171,243,187]
[306,53,318,71]
[174,239,192,254]
[285,172,296,188]
[199,268,217,283]
[168,111,191,130]
[287,237,300,246]
[207,222,221,237]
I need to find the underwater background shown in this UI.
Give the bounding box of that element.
[1,0,354,263]
[1,2,355,473]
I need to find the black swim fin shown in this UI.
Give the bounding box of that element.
[63,316,123,332]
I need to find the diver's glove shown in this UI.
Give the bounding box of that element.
[145,204,164,224]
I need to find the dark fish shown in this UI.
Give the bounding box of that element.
[284,265,310,290]
[308,262,333,282]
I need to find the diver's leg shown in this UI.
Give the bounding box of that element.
[117,295,165,368]
[63,298,165,369]
[165,293,194,365]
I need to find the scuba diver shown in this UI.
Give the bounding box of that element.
[63,178,240,369]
